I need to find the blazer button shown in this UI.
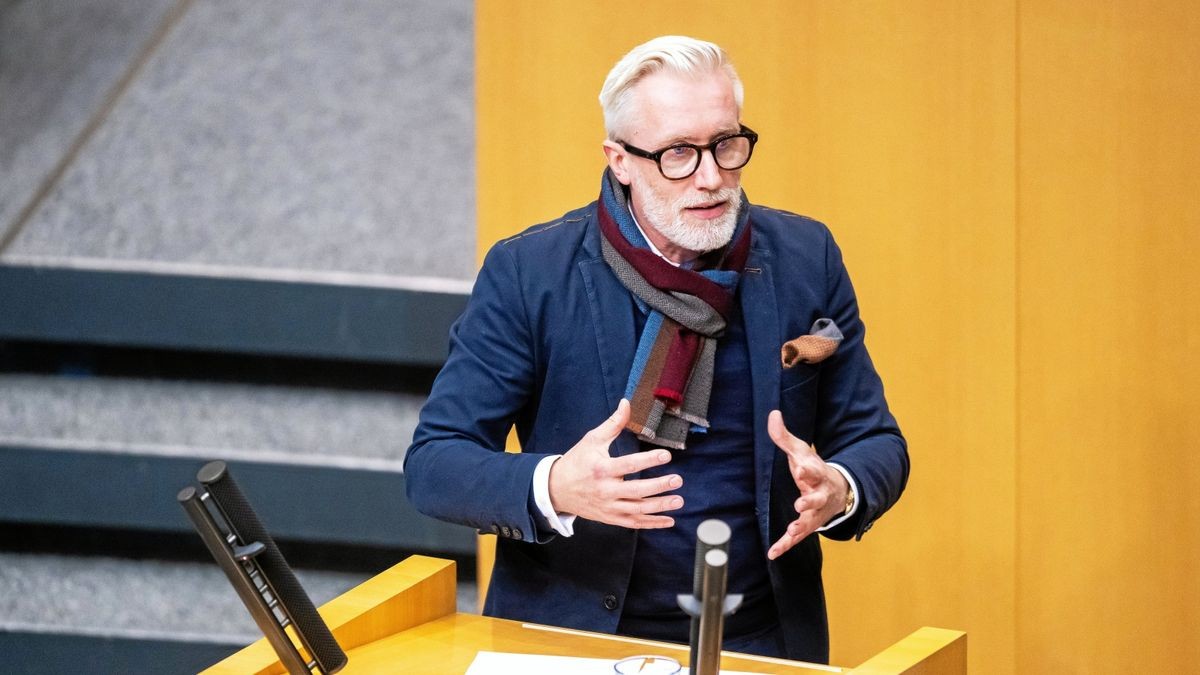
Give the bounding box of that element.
[603,594,618,611]
[511,528,523,540]
[500,526,512,538]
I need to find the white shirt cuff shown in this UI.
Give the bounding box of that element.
[817,463,860,532]
[533,455,576,537]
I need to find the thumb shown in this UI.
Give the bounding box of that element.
[768,410,811,458]
[593,399,631,440]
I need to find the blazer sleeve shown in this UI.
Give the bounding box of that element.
[403,242,553,543]
[813,230,910,541]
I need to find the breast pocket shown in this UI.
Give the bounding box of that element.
[779,364,819,445]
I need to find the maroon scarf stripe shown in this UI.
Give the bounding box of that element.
[654,327,701,405]
[597,199,739,317]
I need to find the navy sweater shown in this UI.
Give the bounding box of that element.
[617,303,777,645]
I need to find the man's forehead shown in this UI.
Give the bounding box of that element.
[625,70,740,145]
[647,124,744,147]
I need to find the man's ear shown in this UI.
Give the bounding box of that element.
[602,140,632,185]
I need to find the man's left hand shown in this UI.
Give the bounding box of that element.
[766,410,850,560]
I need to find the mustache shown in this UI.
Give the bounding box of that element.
[676,187,742,209]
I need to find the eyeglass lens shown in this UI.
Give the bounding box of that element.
[661,136,752,179]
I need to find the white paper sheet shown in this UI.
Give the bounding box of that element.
[465,650,770,675]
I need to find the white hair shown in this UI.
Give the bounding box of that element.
[599,35,744,141]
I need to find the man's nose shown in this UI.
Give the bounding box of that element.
[691,149,724,190]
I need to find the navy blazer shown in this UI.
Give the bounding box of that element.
[404,199,908,663]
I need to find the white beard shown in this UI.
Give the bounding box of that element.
[635,180,742,254]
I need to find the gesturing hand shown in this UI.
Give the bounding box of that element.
[766,410,850,560]
[547,399,684,529]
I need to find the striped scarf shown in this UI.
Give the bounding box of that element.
[598,169,751,450]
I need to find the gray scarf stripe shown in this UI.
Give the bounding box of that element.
[600,236,727,336]
[677,337,716,425]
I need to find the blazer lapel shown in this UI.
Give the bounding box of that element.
[579,254,639,458]
[740,245,782,544]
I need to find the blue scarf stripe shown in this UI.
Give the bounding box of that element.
[624,311,665,400]
[601,182,649,248]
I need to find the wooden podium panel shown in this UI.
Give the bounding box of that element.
[204,556,964,674]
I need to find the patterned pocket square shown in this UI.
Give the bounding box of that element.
[781,318,843,368]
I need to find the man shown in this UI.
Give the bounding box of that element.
[404,35,908,663]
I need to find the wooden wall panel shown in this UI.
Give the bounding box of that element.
[1016,3,1200,672]
[752,5,1017,673]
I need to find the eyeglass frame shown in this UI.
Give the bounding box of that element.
[618,125,759,180]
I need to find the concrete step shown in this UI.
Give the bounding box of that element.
[0,551,477,673]
[0,372,424,463]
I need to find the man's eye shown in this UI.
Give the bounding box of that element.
[667,146,692,157]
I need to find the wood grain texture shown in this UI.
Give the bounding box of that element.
[339,613,844,674]
[201,556,456,675]
[206,555,963,674]
[848,628,967,675]
[1016,2,1200,672]
[759,5,1017,671]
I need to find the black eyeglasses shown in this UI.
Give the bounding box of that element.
[620,125,758,180]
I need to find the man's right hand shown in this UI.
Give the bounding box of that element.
[547,399,684,529]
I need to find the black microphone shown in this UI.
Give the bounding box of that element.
[181,460,347,674]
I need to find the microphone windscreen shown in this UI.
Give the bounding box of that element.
[198,461,347,673]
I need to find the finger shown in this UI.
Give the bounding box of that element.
[786,520,811,538]
[625,493,685,515]
[768,517,820,559]
[622,514,676,529]
[790,461,826,491]
[587,399,631,442]
[793,492,828,517]
[616,473,683,500]
[767,410,814,459]
[610,448,672,477]
[767,530,803,560]
[786,507,826,538]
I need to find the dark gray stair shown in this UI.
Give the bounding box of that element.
[0,440,473,555]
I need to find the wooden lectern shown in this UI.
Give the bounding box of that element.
[203,556,965,674]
